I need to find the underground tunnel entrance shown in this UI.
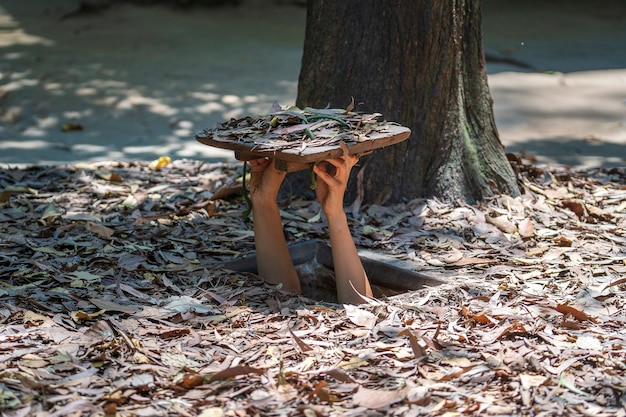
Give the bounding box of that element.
[221,240,445,303]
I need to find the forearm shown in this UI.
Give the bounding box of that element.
[252,200,301,294]
[326,211,372,304]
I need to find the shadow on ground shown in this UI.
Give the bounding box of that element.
[0,0,304,165]
[0,0,625,168]
[505,137,626,168]
[482,0,626,74]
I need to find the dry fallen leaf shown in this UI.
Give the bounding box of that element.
[343,304,377,329]
[518,217,534,238]
[554,304,593,322]
[87,222,115,238]
[352,385,407,409]
[1,160,624,417]
[89,298,139,314]
[95,169,123,182]
[207,366,264,382]
[399,329,426,358]
[486,214,517,233]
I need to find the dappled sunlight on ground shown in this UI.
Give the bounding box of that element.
[0,0,624,169]
[0,11,55,48]
[488,70,626,168]
[0,0,303,166]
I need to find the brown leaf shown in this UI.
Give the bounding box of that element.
[345,96,355,113]
[554,304,593,322]
[520,373,548,389]
[95,170,123,183]
[344,304,377,329]
[289,329,315,353]
[70,309,106,322]
[461,306,496,324]
[87,222,115,239]
[307,380,328,400]
[207,366,264,383]
[494,321,527,340]
[103,402,117,415]
[486,214,516,233]
[181,372,205,389]
[553,236,573,247]
[603,277,626,291]
[562,200,586,218]
[586,204,612,221]
[296,406,327,417]
[210,184,244,201]
[160,327,191,340]
[399,329,426,358]
[422,336,444,351]
[518,217,534,238]
[323,368,357,384]
[352,385,406,409]
[338,356,369,370]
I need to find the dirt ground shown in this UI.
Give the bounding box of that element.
[0,0,624,169]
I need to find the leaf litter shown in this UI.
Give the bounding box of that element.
[198,104,389,153]
[0,158,625,416]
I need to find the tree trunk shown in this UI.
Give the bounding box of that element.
[295,0,520,204]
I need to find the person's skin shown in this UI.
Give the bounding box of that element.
[248,155,373,304]
[248,158,301,294]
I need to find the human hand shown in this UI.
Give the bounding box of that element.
[248,158,286,204]
[248,158,301,295]
[313,153,359,217]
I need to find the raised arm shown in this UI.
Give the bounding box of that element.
[313,155,373,304]
[249,159,301,294]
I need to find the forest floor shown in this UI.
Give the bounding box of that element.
[1,0,626,416]
[0,159,625,416]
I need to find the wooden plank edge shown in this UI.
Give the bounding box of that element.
[195,126,411,164]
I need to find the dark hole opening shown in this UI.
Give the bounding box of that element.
[221,240,445,303]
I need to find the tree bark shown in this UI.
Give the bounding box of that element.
[295,0,520,204]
